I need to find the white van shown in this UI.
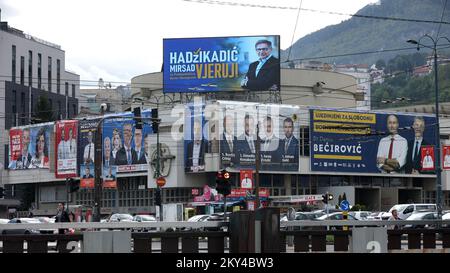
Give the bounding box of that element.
[387,203,437,220]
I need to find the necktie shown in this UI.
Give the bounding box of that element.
[127,149,132,165]
[285,138,290,153]
[388,137,394,159]
[88,145,91,160]
[413,141,419,162]
[249,138,255,153]
[256,60,264,77]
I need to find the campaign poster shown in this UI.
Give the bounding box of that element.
[80,163,95,189]
[78,118,100,179]
[102,165,117,189]
[443,146,450,170]
[55,120,78,178]
[240,169,253,189]
[184,99,208,173]
[102,110,152,175]
[421,146,435,171]
[163,35,280,93]
[218,101,300,172]
[8,124,52,170]
[310,109,437,174]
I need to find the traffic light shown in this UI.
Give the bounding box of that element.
[151,108,159,133]
[155,188,162,206]
[133,107,143,129]
[216,169,231,196]
[0,187,5,198]
[322,193,334,204]
[69,178,80,193]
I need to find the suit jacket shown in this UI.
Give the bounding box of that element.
[115,146,138,165]
[405,138,430,173]
[133,148,147,164]
[16,153,32,169]
[237,134,257,155]
[280,136,299,160]
[244,56,280,91]
[83,174,94,178]
[261,135,281,163]
[220,133,237,155]
[186,140,207,170]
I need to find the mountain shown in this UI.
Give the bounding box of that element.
[282,0,450,66]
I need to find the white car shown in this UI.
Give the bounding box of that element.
[0,219,10,224]
[404,211,438,229]
[107,213,134,222]
[132,215,157,232]
[387,204,437,220]
[349,211,371,221]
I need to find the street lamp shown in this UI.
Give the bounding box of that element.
[407,34,450,219]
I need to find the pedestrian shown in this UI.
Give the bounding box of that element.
[55,202,70,234]
[388,209,401,230]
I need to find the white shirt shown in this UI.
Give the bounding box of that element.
[376,134,408,173]
[245,135,256,153]
[224,132,234,151]
[83,142,95,163]
[67,139,77,159]
[423,155,434,168]
[58,140,68,159]
[241,178,252,189]
[444,155,450,167]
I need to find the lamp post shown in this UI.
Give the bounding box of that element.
[407,34,450,219]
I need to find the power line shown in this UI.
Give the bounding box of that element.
[183,0,450,25]
[436,0,449,39]
[287,0,303,62]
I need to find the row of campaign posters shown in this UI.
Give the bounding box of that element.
[184,101,300,172]
[8,111,153,188]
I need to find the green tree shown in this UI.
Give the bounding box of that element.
[32,94,54,123]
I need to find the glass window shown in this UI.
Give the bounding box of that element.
[12,45,16,82]
[56,59,61,94]
[38,53,42,89]
[28,51,32,86]
[20,56,25,85]
[48,57,52,91]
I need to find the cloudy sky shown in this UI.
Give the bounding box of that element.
[1,0,378,86]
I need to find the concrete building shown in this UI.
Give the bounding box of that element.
[0,13,79,215]
[79,87,125,114]
[334,64,371,110]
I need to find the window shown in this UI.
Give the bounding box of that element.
[20,56,25,85]
[300,126,310,156]
[57,59,61,94]
[12,90,17,127]
[72,84,75,97]
[58,101,62,120]
[31,95,34,113]
[72,104,77,117]
[21,92,26,123]
[12,45,16,82]
[28,51,33,86]
[48,57,52,91]
[65,82,69,96]
[38,53,42,89]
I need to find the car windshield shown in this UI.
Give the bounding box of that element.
[114,214,133,220]
[139,215,156,221]
[416,205,436,211]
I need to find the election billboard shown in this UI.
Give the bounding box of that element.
[218,101,300,172]
[184,99,208,173]
[310,109,437,174]
[443,145,450,170]
[8,123,52,170]
[55,120,78,178]
[163,35,280,93]
[102,110,152,175]
[78,118,100,180]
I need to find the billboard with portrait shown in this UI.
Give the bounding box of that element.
[217,101,300,172]
[78,118,100,179]
[310,108,437,174]
[8,123,52,170]
[184,99,208,173]
[163,35,280,93]
[55,120,78,178]
[102,110,152,175]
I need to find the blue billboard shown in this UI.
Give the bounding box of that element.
[163,35,280,93]
[310,109,437,174]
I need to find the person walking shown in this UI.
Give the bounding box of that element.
[55,202,71,234]
[388,209,401,230]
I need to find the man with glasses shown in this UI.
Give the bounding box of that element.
[241,39,280,91]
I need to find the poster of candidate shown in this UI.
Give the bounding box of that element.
[80,163,95,189]
[420,146,435,171]
[184,99,208,173]
[8,123,52,170]
[310,109,437,175]
[102,110,152,175]
[217,101,299,172]
[443,146,450,170]
[78,118,100,179]
[55,120,78,178]
[163,35,280,93]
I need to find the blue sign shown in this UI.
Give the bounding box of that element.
[340,200,350,211]
[310,109,437,174]
[163,35,280,93]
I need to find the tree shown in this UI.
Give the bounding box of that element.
[342,192,347,201]
[32,94,54,123]
[375,59,386,69]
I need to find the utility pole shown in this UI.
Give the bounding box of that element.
[93,123,103,222]
[255,120,261,209]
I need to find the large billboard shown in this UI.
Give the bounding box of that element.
[8,123,52,170]
[184,99,208,173]
[163,35,280,93]
[102,110,152,176]
[78,118,100,184]
[55,120,78,178]
[310,109,437,174]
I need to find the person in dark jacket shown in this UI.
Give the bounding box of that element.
[55,202,71,234]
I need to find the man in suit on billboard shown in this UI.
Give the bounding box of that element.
[16,128,32,169]
[280,117,299,160]
[115,123,137,165]
[186,120,207,171]
[220,114,237,166]
[133,128,147,164]
[261,116,281,163]
[241,39,280,91]
[237,114,256,155]
[405,116,430,174]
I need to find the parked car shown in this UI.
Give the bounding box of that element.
[387,204,437,220]
[34,217,57,234]
[132,215,157,232]
[404,211,438,229]
[0,219,10,224]
[367,212,384,220]
[107,213,134,222]
[316,212,357,221]
[349,211,371,221]
[2,218,41,234]
[184,214,212,231]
